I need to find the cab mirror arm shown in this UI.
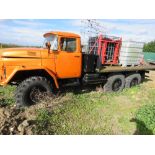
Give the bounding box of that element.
[45,42,51,53]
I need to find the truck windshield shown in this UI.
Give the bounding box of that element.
[43,34,58,50]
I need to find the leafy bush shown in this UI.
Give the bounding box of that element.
[135,104,155,134]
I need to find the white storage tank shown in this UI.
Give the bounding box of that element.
[119,41,144,67]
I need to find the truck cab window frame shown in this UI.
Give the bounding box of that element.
[60,37,76,52]
[43,34,58,51]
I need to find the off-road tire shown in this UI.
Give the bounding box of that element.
[104,74,125,92]
[15,76,53,107]
[125,73,141,88]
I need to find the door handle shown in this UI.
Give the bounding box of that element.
[74,55,80,58]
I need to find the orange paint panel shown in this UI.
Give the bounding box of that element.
[44,31,80,38]
[3,58,41,66]
[54,51,82,78]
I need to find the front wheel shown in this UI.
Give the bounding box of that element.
[15,76,53,107]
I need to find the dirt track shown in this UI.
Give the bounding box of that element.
[0,71,155,135]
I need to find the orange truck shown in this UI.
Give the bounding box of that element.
[0,31,155,107]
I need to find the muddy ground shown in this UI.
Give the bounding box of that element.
[0,95,62,135]
[0,71,155,135]
[0,106,35,134]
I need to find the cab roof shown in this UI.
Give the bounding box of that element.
[43,31,80,38]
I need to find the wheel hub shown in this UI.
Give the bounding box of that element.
[29,86,48,103]
[130,78,138,87]
[112,79,122,91]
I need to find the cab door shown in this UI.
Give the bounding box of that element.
[54,36,82,78]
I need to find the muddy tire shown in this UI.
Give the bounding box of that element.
[104,74,125,92]
[125,73,141,88]
[15,76,53,107]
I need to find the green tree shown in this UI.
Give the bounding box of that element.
[143,40,155,53]
[0,43,39,49]
[0,43,20,48]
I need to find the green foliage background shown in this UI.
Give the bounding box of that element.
[0,43,40,48]
[143,40,155,53]
[0,43,21,48]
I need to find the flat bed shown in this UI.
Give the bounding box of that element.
[97,64,155,73]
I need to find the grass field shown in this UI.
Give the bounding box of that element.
[37,83,155,135]
[0,72,155,135]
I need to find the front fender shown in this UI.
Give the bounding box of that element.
[0,66,59,88]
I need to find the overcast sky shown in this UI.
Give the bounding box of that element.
[0,19,155,46]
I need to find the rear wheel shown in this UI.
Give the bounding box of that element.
[125,73,141,88]
[104,74,125,92]
[15,76,53,107]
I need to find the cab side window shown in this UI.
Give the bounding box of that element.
[60,38,76,52]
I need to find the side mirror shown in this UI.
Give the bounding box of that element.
[46,42,51,51]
